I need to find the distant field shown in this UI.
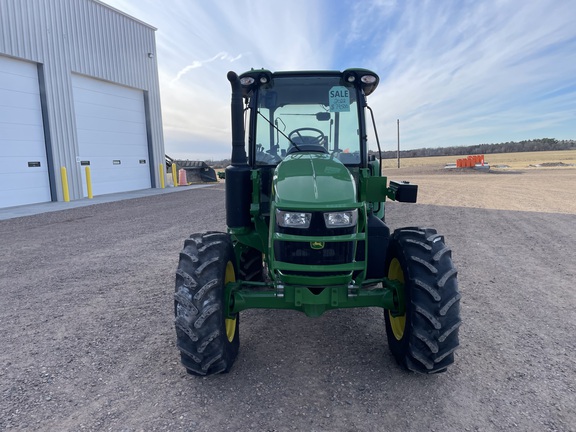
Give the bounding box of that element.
[381,150,576,169]
[381,150,576,214]
[213,150,576,171]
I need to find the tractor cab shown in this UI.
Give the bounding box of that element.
[240,70,375,167]
[233,69,384,224]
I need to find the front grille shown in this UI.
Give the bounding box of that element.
[274,240,354,266]
[274,211,357,275]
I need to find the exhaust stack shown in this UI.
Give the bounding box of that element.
[225,71,251,229]
[227,71,248,166]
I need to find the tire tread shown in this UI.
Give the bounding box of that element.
[174,232,239,376]
[385,227,461,374]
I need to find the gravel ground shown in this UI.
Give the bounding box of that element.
[1,173,575,431]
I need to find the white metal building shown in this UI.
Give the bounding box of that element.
[0,0,165,209]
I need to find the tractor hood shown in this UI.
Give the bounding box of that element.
[273,153,357,209]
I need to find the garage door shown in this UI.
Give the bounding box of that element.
[0,56,51,209]
[72,75,151,197]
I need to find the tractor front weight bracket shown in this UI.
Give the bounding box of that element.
[225,278,404,318]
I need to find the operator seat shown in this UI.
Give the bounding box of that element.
[286,136,329,155]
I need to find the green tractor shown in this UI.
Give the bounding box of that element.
[174,69,461,376]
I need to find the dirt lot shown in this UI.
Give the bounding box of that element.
[1,167,575,431]
[391,165,576,214]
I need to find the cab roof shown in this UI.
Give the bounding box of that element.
[238,68,380,98]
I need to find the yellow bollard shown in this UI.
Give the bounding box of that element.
[60,167,70,202]
[85,166,93,199]
[172,163,178,186]
[159,163,165,189]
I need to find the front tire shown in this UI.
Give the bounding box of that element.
[174,232,239,376]
[384,227,461,373]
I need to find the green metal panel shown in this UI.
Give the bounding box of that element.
[363,176,388,202]
[274,153,357,210]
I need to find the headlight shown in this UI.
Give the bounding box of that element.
[276,210,311,228]
[360,75,377,84]
[324,210,358,228]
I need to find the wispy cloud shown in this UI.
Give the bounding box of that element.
[170,52,243,85]
[103,0,576,158]
[361,0,576,149]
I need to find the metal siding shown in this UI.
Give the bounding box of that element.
[0,0,164,202]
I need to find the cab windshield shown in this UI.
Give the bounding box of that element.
[253,76,360,166]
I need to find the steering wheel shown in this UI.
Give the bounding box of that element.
[288,128,326,146]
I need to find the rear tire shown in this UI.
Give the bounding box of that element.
[384,227,461,373]
[238,246,264,282]
[174,232,239,376]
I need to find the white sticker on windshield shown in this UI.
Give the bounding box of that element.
[329,86,350,112]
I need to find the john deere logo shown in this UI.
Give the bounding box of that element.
[310,241,325,250]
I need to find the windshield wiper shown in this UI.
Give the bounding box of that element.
[257,110,301,152]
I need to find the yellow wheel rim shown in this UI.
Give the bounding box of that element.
[224,261,237,342]
[388,258,406,341]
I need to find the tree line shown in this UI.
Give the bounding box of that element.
[374,138,576,159]
[207,138,575,167]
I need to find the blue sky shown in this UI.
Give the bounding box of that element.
[103,0,576,161]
